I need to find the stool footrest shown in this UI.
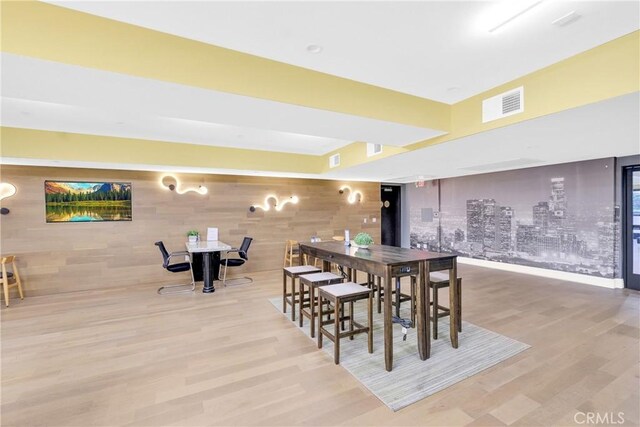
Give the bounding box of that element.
[320,325,370,343]
[318,314,353,326]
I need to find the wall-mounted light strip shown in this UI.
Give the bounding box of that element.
[0,183,17,201]
[0,182,17,215]
[339,185,363,204]
[160,174,208,195]
[249,195,299,212]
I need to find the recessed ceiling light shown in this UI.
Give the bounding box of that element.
[306,44,323,54]
[446,86,461,92]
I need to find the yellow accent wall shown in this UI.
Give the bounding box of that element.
[0,127,324,173]
[0,1,449,131]
[321,143,409,173]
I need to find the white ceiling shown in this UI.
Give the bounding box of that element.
[46,0,640,103]
[326,93,640,182]
[0,53,444,155]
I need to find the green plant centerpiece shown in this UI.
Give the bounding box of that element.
[187,230,199,242]
[353,232,374,248]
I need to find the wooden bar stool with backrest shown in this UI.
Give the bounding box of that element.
[318,282,373,364]
[1,256,24,307]
[429,271,462,339]
[283,239,300,267]
[298,272,343,337]
[283,265,321,321]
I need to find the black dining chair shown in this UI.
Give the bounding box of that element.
[219,237,253,286]
[155,241,195,294]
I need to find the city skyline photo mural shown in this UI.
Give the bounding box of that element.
[408,158,617,278]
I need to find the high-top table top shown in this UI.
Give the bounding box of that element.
[300,241,456,265]
[185,240,232,253]
[300,241,456,278]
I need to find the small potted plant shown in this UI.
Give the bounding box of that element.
[187,230,199,243]
[353,232,374,249]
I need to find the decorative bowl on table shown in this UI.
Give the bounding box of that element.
[351,241,369,249]
[187,230,199,243]
[352,232,373,249]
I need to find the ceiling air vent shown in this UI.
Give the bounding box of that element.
[502,91,521,114]
[329,153,340,168]
[367,143,383,157]
[482,86,524,123]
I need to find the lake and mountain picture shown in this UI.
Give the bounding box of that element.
[45,181,132,222]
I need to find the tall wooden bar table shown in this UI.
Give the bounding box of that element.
[299,241,457,372]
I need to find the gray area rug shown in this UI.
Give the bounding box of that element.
[269,297,530,411]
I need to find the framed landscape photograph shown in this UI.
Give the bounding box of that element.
[45,181,132,223]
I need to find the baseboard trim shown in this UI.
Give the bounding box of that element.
[457,257,624,289]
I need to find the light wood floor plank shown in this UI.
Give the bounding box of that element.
[1,266,638,426]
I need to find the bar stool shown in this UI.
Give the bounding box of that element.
[377,276,417,326]
[1,256,24,307]
[298,272,343,337]
[430,271,462,339]
[318,282,373,364]
[283,265,321,321]
[283,240,300,267]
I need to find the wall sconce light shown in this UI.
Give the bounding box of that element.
[249,195,299,212]
[0,182,17,215]
[339,185,363,204]
[160,174,208,195]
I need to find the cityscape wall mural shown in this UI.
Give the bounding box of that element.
[408,158,617,278]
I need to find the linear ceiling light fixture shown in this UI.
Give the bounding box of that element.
[339,186,363,204]
[160,174,208,195]
[249,195,299,212]
[482,0,545,33]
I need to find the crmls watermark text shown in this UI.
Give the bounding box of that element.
[574,412,625,425]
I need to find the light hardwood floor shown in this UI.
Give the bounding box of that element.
[1,265,638,427]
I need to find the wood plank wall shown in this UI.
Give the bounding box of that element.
[0,166,381,296]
